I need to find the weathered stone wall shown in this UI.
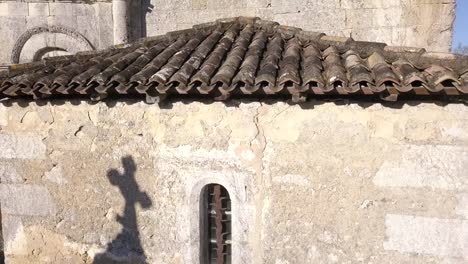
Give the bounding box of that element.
[0,0,457,64]
[147,0,456,52]
[0,100,467,263]
[0,1,113,64]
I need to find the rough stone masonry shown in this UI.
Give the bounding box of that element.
[0,0,457,64]
[0,99,467,263]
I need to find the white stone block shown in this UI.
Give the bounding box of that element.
[49,2,94,17]
[305,0,341,9]
[0,164,21,183]
[341,0,401,9]
[456,194,468,219]
[95,2,114,49]
[0,184,56,216]
[28,3,49,17]
[1,215,27,256]
[268,0,298,10]
[384,214,468,259]
[191,0,207,9]
[404,0,455,4]
[2,2,28,16]
[46,15,78,32]
[25,15,49,29]
[0,134,46,159]
[44,166,67,185]
[0,104,8,126]
[273,174,312,187]
[373,145,468,190]
[0,3,8,16]
[351,27,393,44]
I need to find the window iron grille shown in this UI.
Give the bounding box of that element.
[201,184,231,264]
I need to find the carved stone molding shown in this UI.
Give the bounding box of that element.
[11,25,95,64]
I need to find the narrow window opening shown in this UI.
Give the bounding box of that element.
[200,184,231,264]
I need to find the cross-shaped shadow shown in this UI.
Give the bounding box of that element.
[93,156,152,264]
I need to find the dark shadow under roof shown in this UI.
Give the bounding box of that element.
[1,17,468,104]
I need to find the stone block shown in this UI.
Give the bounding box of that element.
[305,0,341,9]
[28,3,49,17]
[456,194,468,219]
[392,24,452,52]
[0,104,7,126]
[95,2,113,49]
[44,166,67,185]
[0,184,56,216]
[401,2,455,27]
[227,7,261,19]
[150,0,175,10]
[351,27,394,45]
[25,15,49,29]
[286,9,346,31]
[1,215,26,256]
[392,25,418,47]
[76,15,99,48]
[0,134,46,159]
[273,12,307,30]
[0,15,27,35]
[253,7,275,20]
[384,214,468,259]
[146,10,178,36]
[405,0,455,4]
[270,0,305,13]
[49,2,95,17]
[191,0,207,9]
[0,164,22,183]
[1,2,28,16]
[341,0,401,9]
[345,8,402,29]
[152,0,191,11]
[0,3,8,16]
[46,15,78,32]
[374,145,468,190]
[204,0,232,10]
[0,16,27,63]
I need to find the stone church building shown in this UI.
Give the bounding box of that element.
[0,2,467,264]
[0,0,457,64]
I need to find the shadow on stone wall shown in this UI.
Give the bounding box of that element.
[93,156,152,264]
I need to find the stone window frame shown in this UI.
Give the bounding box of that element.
[199,183,231,263]
[187,171,253,264]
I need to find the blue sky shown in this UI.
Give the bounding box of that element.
[453,1,468,49]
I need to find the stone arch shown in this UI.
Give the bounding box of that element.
[11,26,95,64]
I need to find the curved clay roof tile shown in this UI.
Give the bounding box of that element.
[1,17,467,103]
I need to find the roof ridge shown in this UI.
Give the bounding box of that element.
[105,17,468,71]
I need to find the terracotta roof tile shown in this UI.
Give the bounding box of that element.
[1,17,468,103]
